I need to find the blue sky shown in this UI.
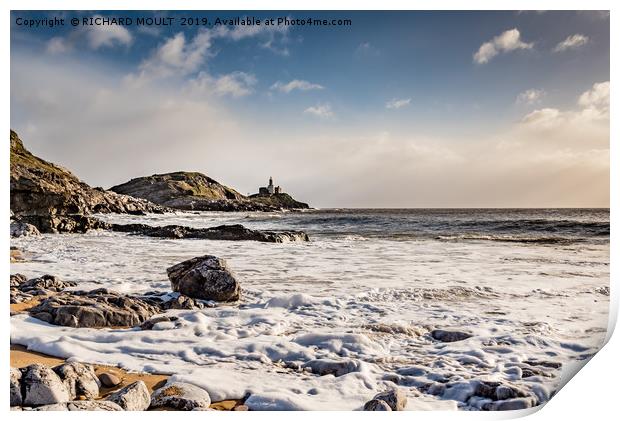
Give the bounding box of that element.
[10,11,610,207]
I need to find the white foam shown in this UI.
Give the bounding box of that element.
[10,212,610,410]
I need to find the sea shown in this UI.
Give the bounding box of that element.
[10,208,610,410]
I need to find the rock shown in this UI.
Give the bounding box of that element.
[110,222,309,243]
[363,399,393,411]
[140,315,180,330]
[107,381,150,411]
[10,367,22,406]
[18,275,77,294]
[29,289,161,328]
[10,273,28,288]
[22,364,71,406]
[160,295,204,310]
[10,130,167,234]
[368,388,407,411]
[10,247,25,262]
[474,380,529,401]
[53,362,100,400]
[233,405,249,411]
[482,397,536,411]
[110,171,309,212]
[302,359,362,377]
[98,372,122,388]
[34,401,124,411]
[10,221,40,237]
[150,382,211,410]
[430,329,473,342]
[167,255,240,302]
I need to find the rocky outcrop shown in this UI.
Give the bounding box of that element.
[167,255,241,302]
[248,192,310,210]
[150,382,212,410]
[111,222,309,243]
[29,289,161,328]
[10,130,167,233]
[111,171,310,211]
[11,274,77,304]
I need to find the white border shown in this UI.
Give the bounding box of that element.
[2,1,616,420]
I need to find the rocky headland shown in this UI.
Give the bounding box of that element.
[10,130,168,233]
[9,130,310,241]
[111,171,310,212]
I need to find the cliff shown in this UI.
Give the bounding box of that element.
[10,130,167,232]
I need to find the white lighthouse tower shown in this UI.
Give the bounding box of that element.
[267,176,275,194]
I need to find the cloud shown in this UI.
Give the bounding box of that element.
[46,37,71,54]
[46,16,132,54]
[578,81,609,117]
[553,34,589,52]
[473,28,533,64]
[304,104,333,118]
[271,79,324,93]
[126,23,292,86]
[216,21,291,56]
[516,88,546,105]
[355,41,379,57]
[385,98,411,109]
[188,71,257,98]
[85,23,132,49]
[521,81,609,129]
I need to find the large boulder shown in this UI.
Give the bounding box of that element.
[107,381,151,411]
[53,362,100,400]
[29,289,161,328]
[21,364,71,406]
[150,382,211,410]
[167,255,240,302]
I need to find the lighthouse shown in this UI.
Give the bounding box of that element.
[267,176,275,194]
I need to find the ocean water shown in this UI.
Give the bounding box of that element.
[10,209,610,410]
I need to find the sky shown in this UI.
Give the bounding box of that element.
[10,10,610,208]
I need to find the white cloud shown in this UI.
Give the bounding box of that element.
[85,22,133,49]
[271,79,324,93]
[189,71,257,98]
[46,37,71,54]
[304,104,333,118]
[126,30,214,85]
[521,108,562,128]
[46,16,132,54]
[553,34,589,52]
[473,28,533,64]
[521,81,610,129]
[215,21,291,56]
[126,24,292,86]
[578,81,609,117]
[386,98,411,109]
[516,88,546,105]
